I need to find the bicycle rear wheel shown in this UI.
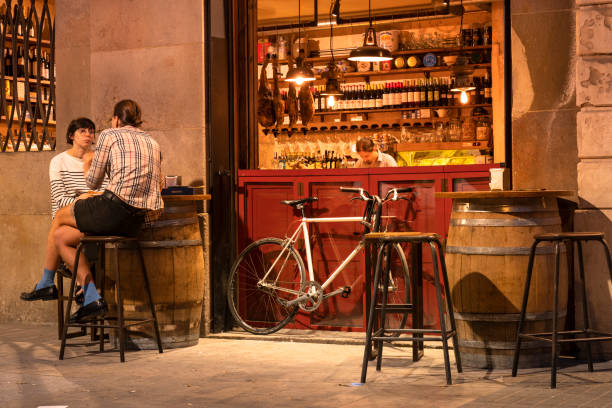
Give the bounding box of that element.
[227,238,306,334]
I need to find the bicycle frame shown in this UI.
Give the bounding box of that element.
[260,214,387,302]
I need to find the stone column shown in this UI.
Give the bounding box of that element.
[511,1,578,191]
[575,0,612,358]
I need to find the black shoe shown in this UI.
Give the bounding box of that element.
[75,286,84,306]
[20,285,58,301]
[68,298,108,323]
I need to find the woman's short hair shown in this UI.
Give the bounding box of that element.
[356,137,376,152]
[66,117,95,145]
[113,99,143,127]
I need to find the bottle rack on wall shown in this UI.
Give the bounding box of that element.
[0,0,55,153]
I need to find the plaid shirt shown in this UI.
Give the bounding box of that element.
[86,126,163,224]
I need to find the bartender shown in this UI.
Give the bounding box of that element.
[354,137,397,168]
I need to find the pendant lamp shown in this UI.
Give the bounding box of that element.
[449,0,475,104]
[321,0,343,108]
[348,0,392,62]
[285,0,316,84]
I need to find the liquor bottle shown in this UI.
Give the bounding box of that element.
[28,47,35,77]
[414,80,421,107]
[17,46,25,78]
[426,79,434,107]
[484,73,492,104]
[401,80,408,108]
[394,82,402,108]
[433,78,441,107]
[365,85,373,110]
[45,52,50,79]
[4,48,12,77]
[382,82,389,108]
[376,84,383,109]
[419,80,426,107]
[359,85,365,110]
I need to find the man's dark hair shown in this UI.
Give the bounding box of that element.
[66,117,95,145]
[356,137,375,153]
[113,99,143,127]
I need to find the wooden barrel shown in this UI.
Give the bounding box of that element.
[445,196,568,368]
[106,199,205,349]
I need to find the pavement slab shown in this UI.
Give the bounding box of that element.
[2,322,612,407]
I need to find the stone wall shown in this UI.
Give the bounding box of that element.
[511,0,579,192]
[0,0,208,324]
[575,0,612,358]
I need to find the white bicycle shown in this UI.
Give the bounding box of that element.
[227,186,415,334]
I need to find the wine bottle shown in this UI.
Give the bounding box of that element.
[4,48,12,77]
[419,80,426,107]
[17,46,25,78]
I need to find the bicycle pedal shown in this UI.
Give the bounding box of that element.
[341,286,351,298]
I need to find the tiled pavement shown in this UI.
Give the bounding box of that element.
[2,322,612,407]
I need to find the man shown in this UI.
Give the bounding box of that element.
[354,137,397,168]
[53,99,163,323]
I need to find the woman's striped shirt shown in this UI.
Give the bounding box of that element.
[49,151,104,218]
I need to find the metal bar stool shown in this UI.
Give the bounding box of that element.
[59,236,163,362]
[361,232,462,385]
[512,232,612,388]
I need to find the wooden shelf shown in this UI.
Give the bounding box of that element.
[260,45,492,66]
[4,33,52,47]
[342,63,490,79]
[396,141,491,151]
[4,75,52,85]
[6,95,51,105]
[0,116,55,125]
[314,104,492,116]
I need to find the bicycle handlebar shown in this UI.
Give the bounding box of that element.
[339,187,363,193]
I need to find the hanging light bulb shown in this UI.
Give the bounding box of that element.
[327,94,336,108]
[460,90,468,104]
[450,0,475,104]
[348,0,392,62]
[285,0,316,84]
[321,1,343,103]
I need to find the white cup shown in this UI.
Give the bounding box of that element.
[489,168,509,190]
[165,175,179,187]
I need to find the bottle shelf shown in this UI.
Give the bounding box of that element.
[342,63,490,79]
[396,141,491,152]
[6,95,52,105]
[1,116,55,125]
[270,63,491,84]
[4,75,52,85]
[259,45,492,66]
[4,33,52,47]
[313,104,492,116]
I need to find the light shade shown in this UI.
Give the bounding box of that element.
[285,66,316,84]
[348,26,392,62]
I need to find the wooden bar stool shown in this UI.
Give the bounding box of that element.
[512,232,612,388]
[361,232,462,385]
[59,236,163,362]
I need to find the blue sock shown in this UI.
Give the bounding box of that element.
[82,282,101,306]
[35,268,56,290]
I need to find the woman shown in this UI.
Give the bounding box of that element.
[52,100,163,322]
[20,117,102,302]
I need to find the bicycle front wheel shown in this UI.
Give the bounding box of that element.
[227,238,306,335]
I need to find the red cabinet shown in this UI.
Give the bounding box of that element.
[237,165,494,331]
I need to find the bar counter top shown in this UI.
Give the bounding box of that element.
[435,190,573,199]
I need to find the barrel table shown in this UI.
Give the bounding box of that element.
[105,194,210,350]
[436,190,573,368]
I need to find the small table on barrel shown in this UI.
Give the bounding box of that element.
[435,190,573,369]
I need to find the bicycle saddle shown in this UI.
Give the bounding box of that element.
[281,197,318,209]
